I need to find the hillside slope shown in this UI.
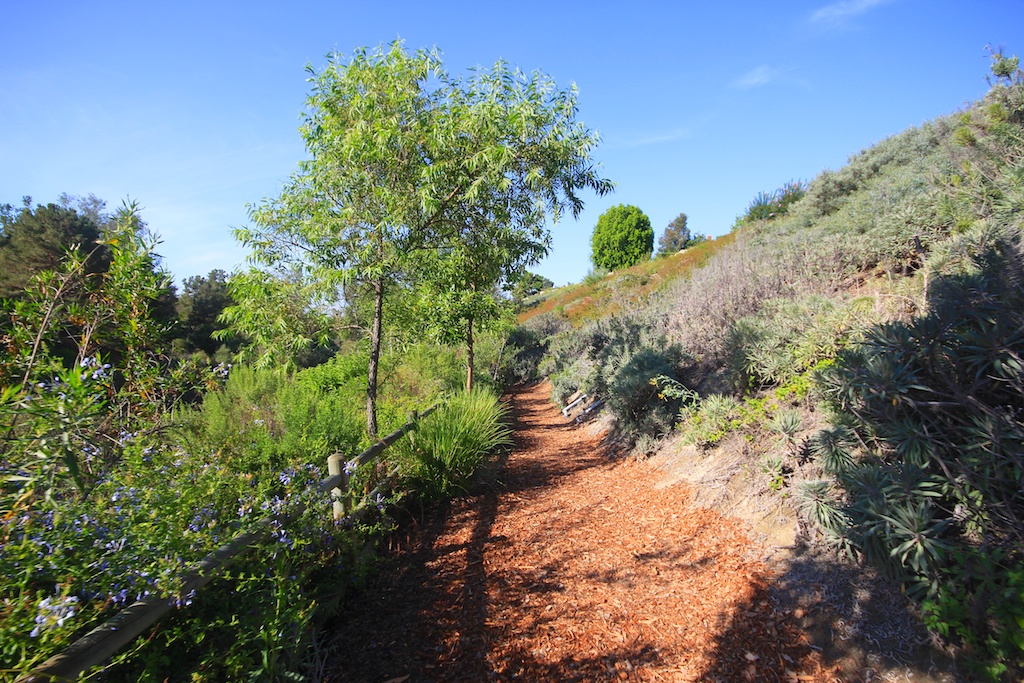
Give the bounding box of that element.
[505,54,1024,680]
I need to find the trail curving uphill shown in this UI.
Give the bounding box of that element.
[325,382,840,682]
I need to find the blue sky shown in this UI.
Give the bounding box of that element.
[2,1,1022,287]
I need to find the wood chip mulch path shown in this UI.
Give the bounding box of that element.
[324,382,844,682]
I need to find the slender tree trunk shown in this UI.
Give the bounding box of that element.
[492,332,508,383]
[465,314,475,393]
[366,279,383,439]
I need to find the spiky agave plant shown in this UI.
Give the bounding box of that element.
[796,480,850,545]
[770,409,803,451]
[807,425,857,475]
[809,228,1024,675]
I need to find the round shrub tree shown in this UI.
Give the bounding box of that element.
[591,204,653,271]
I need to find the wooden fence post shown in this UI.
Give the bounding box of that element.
[326,453,348,521]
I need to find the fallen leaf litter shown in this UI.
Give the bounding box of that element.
[325,382,843,682]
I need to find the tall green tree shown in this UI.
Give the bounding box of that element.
[175,269,238,359]
[512,271,554,300]
[414,60,610,393]
[591,204,653,271]
[414,217,540,393]
[0,201,110,298]
[657,212,690,255]
[229,41,610,436]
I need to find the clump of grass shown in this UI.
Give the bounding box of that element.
[398,389,512,501]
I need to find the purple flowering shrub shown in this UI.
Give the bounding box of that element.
[0,204,359,680]
[0,202,478,679]
[1,435,353,679]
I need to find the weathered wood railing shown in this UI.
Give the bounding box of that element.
[19,406,438,683]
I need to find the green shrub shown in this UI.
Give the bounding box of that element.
[377,341,464,415]
[678,393,740,449]
[180,361,366,476]
[499,326,546,385]
[759,454,789,491]
[590,204,654,271]
[397,389,512,501]
[0,205,358,680]
[725,295,872,391]
[809,231,1024,678]
[770,408,803,452]
[605,344,686,437]
[540,314,691,437]
[739,180,805,224]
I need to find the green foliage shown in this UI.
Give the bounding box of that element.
[802,168,863,219]
[770,408,803,452]
[412,242,518,392]
[217,268,336,371]
[378,341,465,410]
[737,180,805,225]
[0,196,180,370]
[652,374,699,404]
[605,344,687,437]
[759,454,789,491]
[183,342,468,478]
[174,269,238,361]
[657,212,690,254]
[396,389,512,501]
[233,40,609,433]
[180,364,364,476]
[808,228,1024,677]
[498,312,570,385]
[512,271,554,301]
[953,122,977,147]
[990,48,1022,86]
[1,202,199,503]
[808,424,856,476]
[796,479,849,537]
[677,393,740,449]
[0,196,478,679]
[0,203,340,681]
[543,314,690,437]
[590,204,654,271]
[0,200,110,299]
[725,295,872,392]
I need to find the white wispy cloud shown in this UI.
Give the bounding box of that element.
[810,0,891,27]
[733,65,782,89]
[608,126,696,150]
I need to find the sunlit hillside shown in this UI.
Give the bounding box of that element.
[505,53,1024,680]
[518,235,733,326]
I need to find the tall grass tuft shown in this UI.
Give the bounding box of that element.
[399,389,513,501]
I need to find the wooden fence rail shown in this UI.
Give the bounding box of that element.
[20,406,438,683]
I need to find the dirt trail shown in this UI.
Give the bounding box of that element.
[325,382,841,682]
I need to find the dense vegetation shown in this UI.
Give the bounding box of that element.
[0,200,517,680]
[2,42,1022,682]
[0,41,598,681]
[508,51,1024,679]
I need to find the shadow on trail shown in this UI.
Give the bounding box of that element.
[323,382,639,682]
[695,545,960,683]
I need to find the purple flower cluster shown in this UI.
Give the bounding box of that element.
[79,356,111,382]
[30,591,79,638]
